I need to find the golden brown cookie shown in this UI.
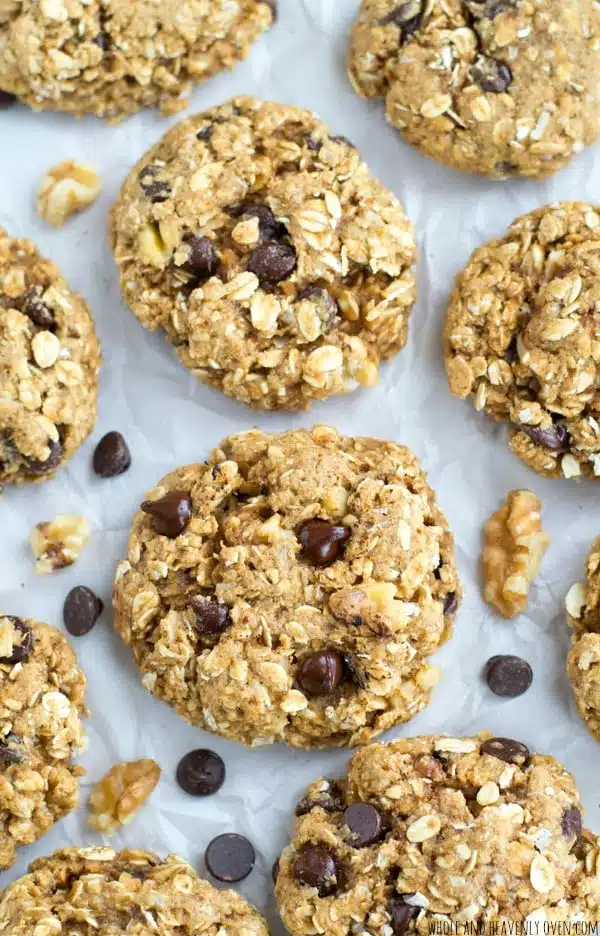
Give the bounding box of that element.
[566,537,600,741]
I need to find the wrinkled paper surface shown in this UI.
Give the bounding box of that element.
[2,2,600,930]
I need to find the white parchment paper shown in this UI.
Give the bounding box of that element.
[3,3,600,930]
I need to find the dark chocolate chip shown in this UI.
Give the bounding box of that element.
[297,519,350,566]
[190,595,231,636]
[520,421,569,452]
[388,895,420,933]
[0,91,17,109]
[93,31,111,50]
[297,650,344,696]
[63,586,103,637]
[485,0,514,18]
[306,137,322,152]
[472,56,512,93]
[0,736,24,767]
[141,179,171,203]
[25,438,62,475]
[93,431,131,478]
[0,617,33,665]
[205,833,255,883]
[443,592,458,616]
[485,655,533,698]
[481,737,530,765]
[296,287,338,332]
[294,844,340,896]
[504,336,518,363]
[296,779,345,816]
[329,134,356,149]
[176,749,225,796]
[380,2,422,42]
[229,203,287,241]
[141,490,192,538]
[562,806,582,841]
[272,857,280,883]
[344,803,384,847]
[196,125,214,142]
[22,288,55,329]
[343,653,367,690]
[183,234,219,279]
[247,241,297,285]
[495,161,518,176]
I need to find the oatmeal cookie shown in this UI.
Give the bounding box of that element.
[0,614,87,870]
[109,96,417,410]
[348,0,600,180]
[0,1,275,121]
[0,846,269,934]
[566,537,600,742]
[444,202,600,479]
[112,426,460,749]
[0,227,101,484]
[275,733,598,934]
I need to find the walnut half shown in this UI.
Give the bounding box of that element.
[88,758,161,834]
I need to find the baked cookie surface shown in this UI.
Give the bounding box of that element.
[566,537,600,741]
[0,0,275,120]
[0,846,269,934]
[112,426,460,749]
[275,733,599,934]
[0,228,101,484]
[0,615,87,870]
[348,0,600,180]
[444,202,600,479]
[110,97,417,410]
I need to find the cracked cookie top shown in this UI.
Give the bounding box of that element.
[444,202,600,480]
[0,615,87,870]
[0,0,275,120]
[275,733,599,934]
[348,0,600,179]
[112,426,460,749]
[0,847,269,934]
[0,227,101,484]
[109,97,417,410]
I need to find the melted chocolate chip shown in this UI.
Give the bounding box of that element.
[248,241,297,285]
[63,586,104,637]
[22,288,55,329]
[472,56,512,93]
[296,780,345,816]
[205,833,255,883]
[183,234,219,279]
[25,438,62,476]
[141,490,192,538]
[0,618,34,665]
[562,806,582,841]
[297,519,350,566]
[297,650,344,696]
[388,895,420,933]
[485,655,533,698]
[196,125,214,142]
[176,749,225,796]
[93,431,131,477]
[344,803,384,847]
[294,844,340,896]
[190,595,231,636]
[520,421,569,452]
[481,737,529,765]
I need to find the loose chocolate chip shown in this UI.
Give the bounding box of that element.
[443,592,458,616]
[485,655,533,698]
[229,203,287,241]
[472,56,512,93]
[196,125,213,142]
[521,421,569,452]
[481,737,530,765]
[272,858,280,883]
[0,618,33,665]
[344,803,384,847]
[294,844,339,896]
[182,234,219,279]
[296,780,345,817]
[25,438,62,475]
[562,806,583,841]
[205,833,255,883]
[63,586,103,637]
[247,241,297,285]
[93,431,131,477]
[22,288,55,329]
[0,91,17,108]
[141,490,192,538]
[297,650,344,696]
[388,895,420,933]
[297,519,350,566]
[176,749,225,796]
[190,595,231,636]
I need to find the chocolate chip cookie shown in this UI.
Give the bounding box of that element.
[109,97,417,410]
[0,228,101,484]
[0,614,87,870]
[275,733,599,933]
[112,426,460,749]
[444,202,600,479]
[0,846,269,934]
[0,1,275,121]
[566,537,600,742]
[348,1,600,180]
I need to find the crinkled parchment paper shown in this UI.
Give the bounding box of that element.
[2,2,600,931]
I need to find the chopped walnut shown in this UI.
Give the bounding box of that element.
[482,490,550,619]
[37,161,102,227]
[29,515,91,575]
[88,758,161,834]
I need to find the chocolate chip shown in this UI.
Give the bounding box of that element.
[93,31,110,50]
[0,91,17,109]
[380,2,422,42]
[205,833,255,883]
[297,519,350,566]
[297,650,344,696]
[247,241,297,285]
[472,56,512,93]
[294,844,340,896]
[388,895,420,933]
[296,779,345,816]
[485,0,514,18]
[344,803,384,847]
[343,653,367,690]
[481,737,530,765]
[329,134,356,149]
[196,125,213,142]
[140,178,171,203]
[182,234,219,279]
[443,592,458,615]
[306,137,322,152]
[504,336,518,363]
[520,421,569,452]
[141,490,192,538]
[190,595,231,636]
[297,287,338,332]
[229,203,287,241]
[272,858,280,882]
[562,807,582,841]
[93,431,131,477]
[0,736,24,766]
[22,288,55,329]
[63,586,103,637]
[495,161,518,176]
[25,438,62,475]
[0,618,33,665]
[176,749,225,796]
[485,655,533,698]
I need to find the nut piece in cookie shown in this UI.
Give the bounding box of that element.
[37,161,102,227]
[0,616,87,870]
[88,759,161,833]
[30,515,91,575]
[566,536,600,743]
[444,203,600,479]
[112,425,461,749]
[348,0,600,179]
[110,97,417,410]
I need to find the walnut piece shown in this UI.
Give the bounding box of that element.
[88,758,161,834]
[37,161,102,228]
[482,490,550,619]
[30,515,91,575]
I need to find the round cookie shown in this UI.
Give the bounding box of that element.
[112,425,460,749]
[0,614,87,870]
[0,846,269,934]
[0,228,101,484]
[348,0,600,180]
[109,96,417,410]
[566,537,600,741]
[275,733,597,934]
[0,1,275,121]
[444,202,600,480]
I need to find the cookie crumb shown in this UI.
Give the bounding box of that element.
[37,161,101,227]
[88,758,161,833]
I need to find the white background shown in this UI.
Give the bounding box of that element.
[2,2,600,931]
